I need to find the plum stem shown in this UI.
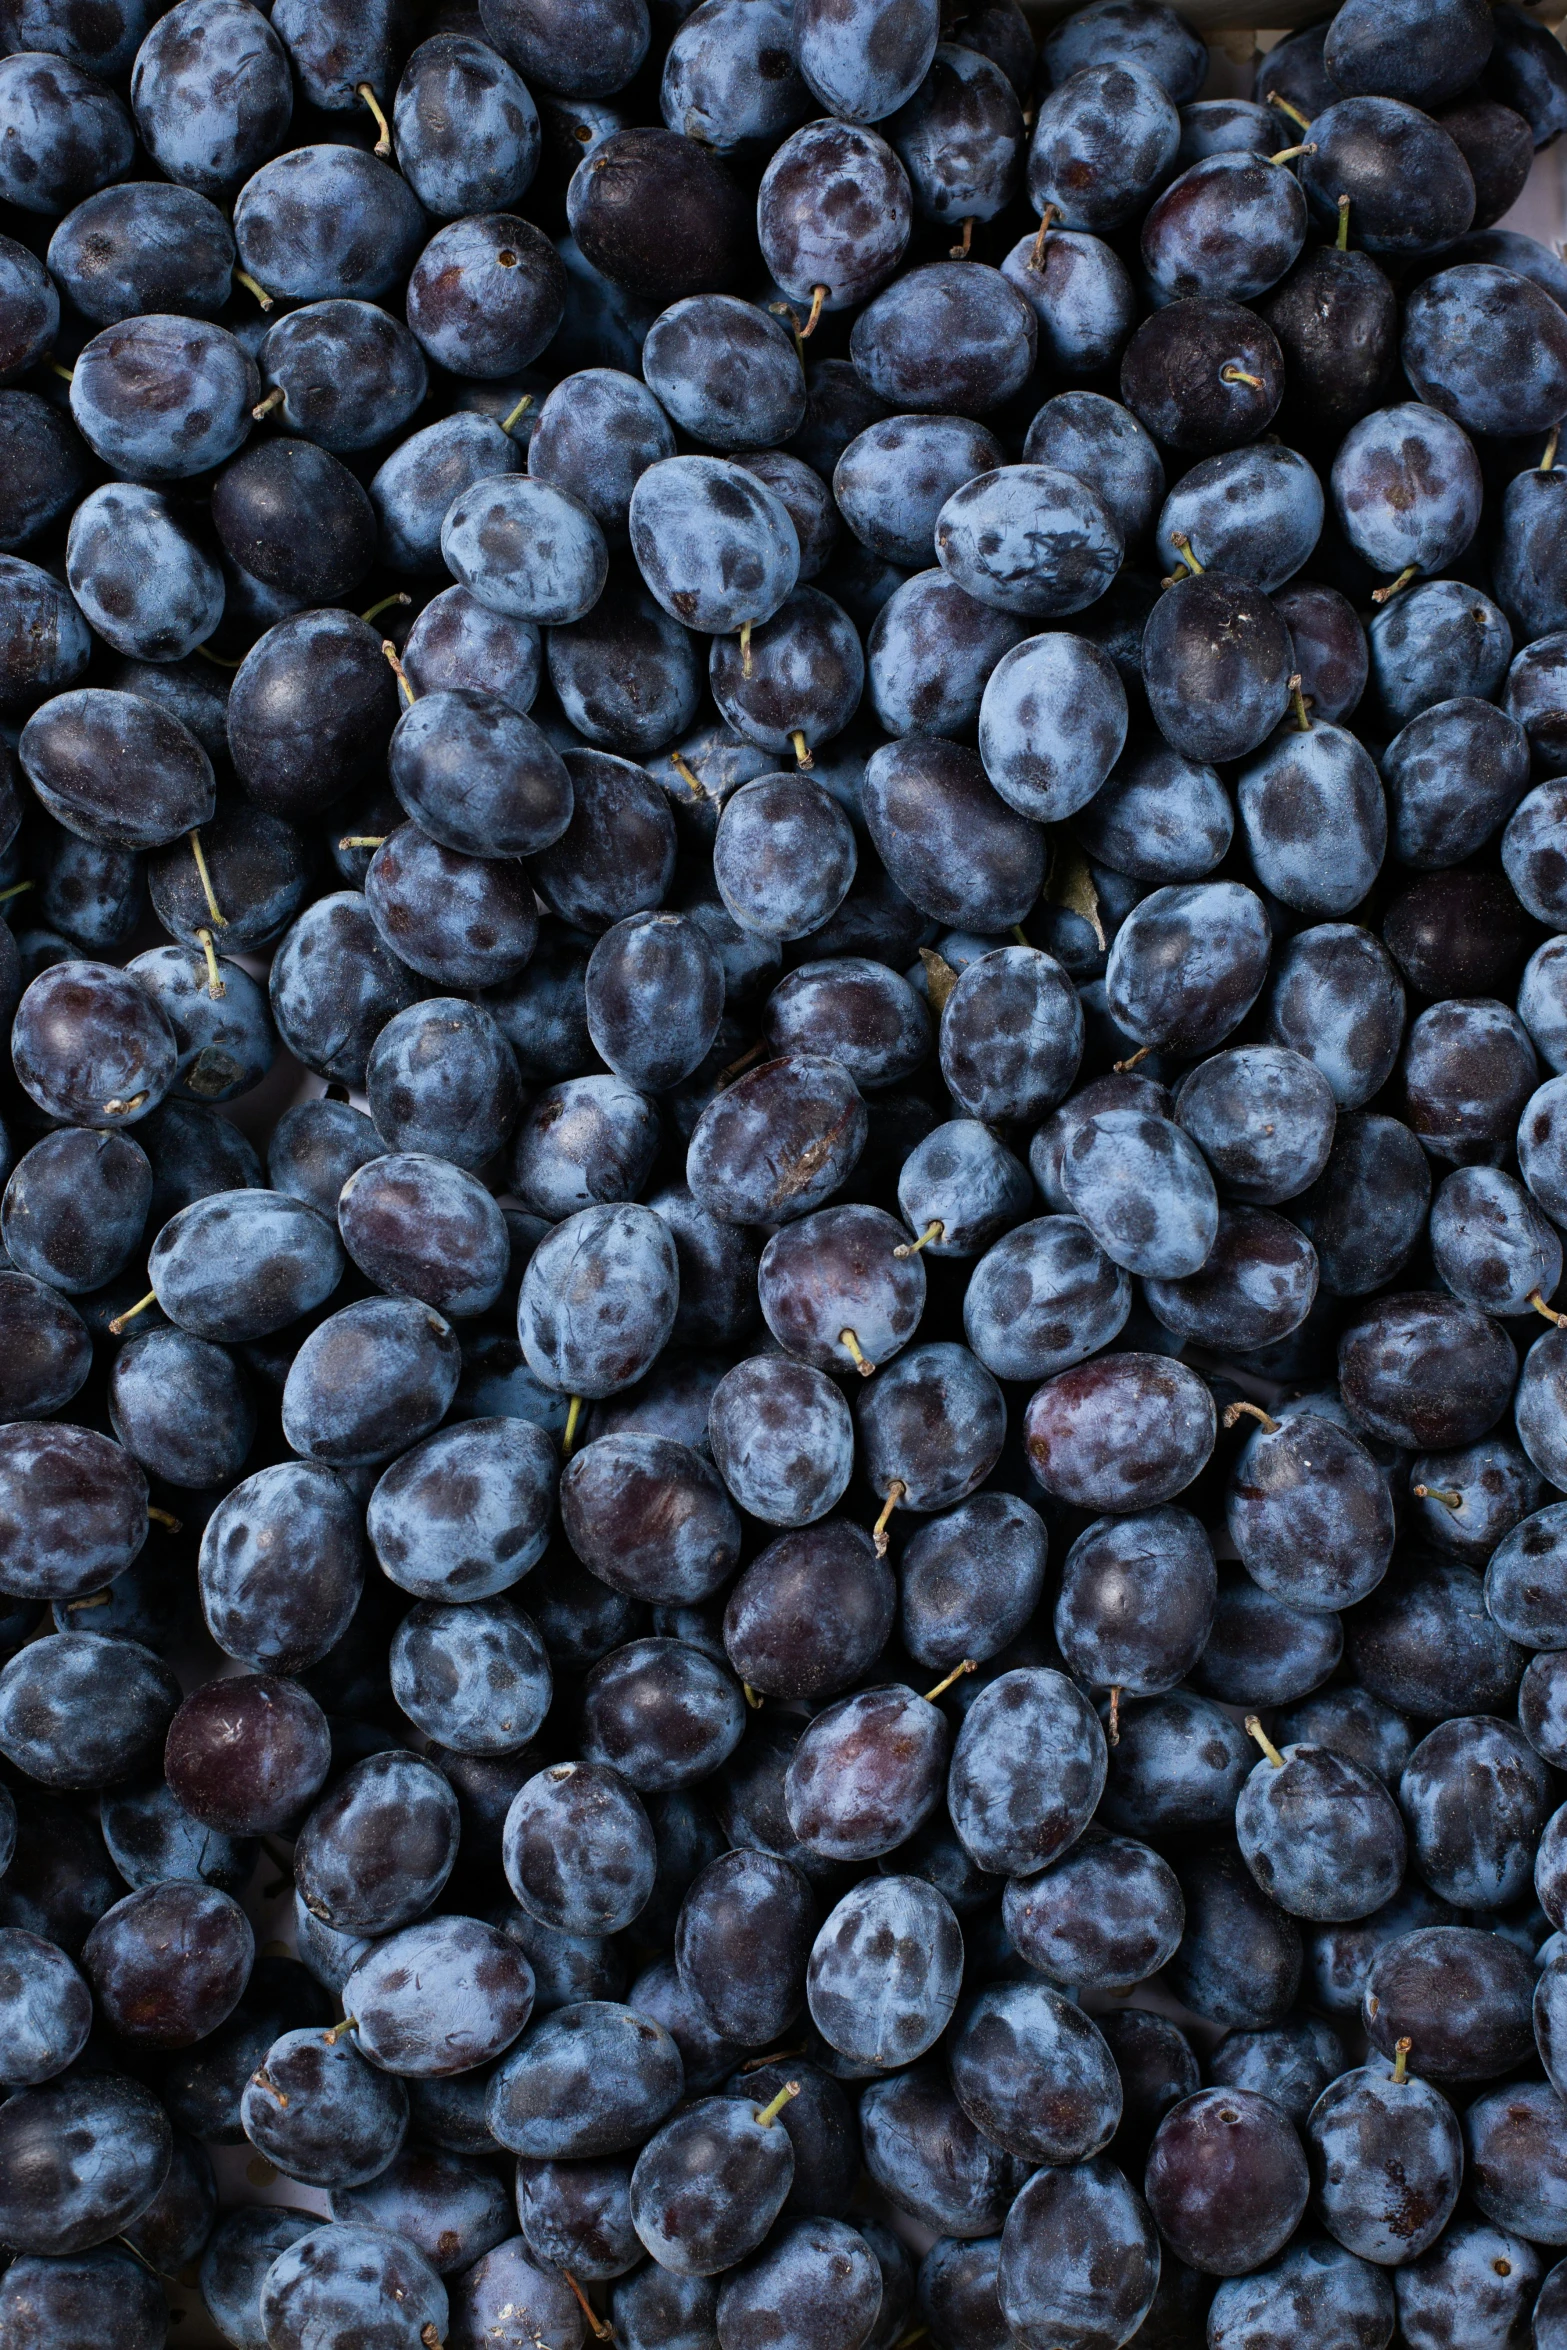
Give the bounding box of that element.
[1220,364,1263,389]
[188,827,229,928]
[669,750,706,798]
[923,1658,977,1703]
[919,947,960,1015]
[743,1682,764,1709]
[1245,1715,1285,1768]
[382,641,417,706]
[755,2080,802,2127]
[1223,1399,1279,1434]
[1413,1484,1462,1511]
[1544,427,1561,474]
[103,1093,149,1117]
[320,2016,358,2044]
[1028,205,1057,269]
[252,385,285,421]
[739,2042,807,2071]
[791,728,813,769]
[65,1589,112,1610]
[872,1481,907,1556]
[500,393,534,437]
[1266,90,1312,131]
[1012,923,1030,946]
[196,927,226,1000]
[339,837,389,851]
[950,217,974,260]
[1392,2037,1411,2084]
[1371,565,1418,605]
[1112,1044,1152,1073]
[1269,141,1316,164]
[560,2274,610,2339]
[739,618,753,676]
[768,298,808,356]
[147,1506,182,1532]
[235,270,274,312]
[420,2328,445,2350]
[49,360,74,383]
[0,880,33,906]
[357,83,393,156]
[802,284,827,335]
[195,645,243,668]
[1170,529,1204,576]
[718,1038,767,1086]
[1288,672,1313,732]
[839,1327,877,1377]
[1336,193,1351,250]
[362,592,411,625]
[562,1395,584,1456]
[1108,1685,1120,1745]
[894,1220,944,1258]
[250,2069,288,2107]
[1532,1290,1567,1325]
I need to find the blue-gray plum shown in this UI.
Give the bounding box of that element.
[1001,220,1136,378]
[977,631,1128,823]
[947,1666,1105,1877]
[938,946,1083,1123]
[836,414,1004,570]
[1237,1732,1406,1922]
[888,45,1024,226]
[709,587,863,758]
[1003,1834,1184,1993]
[999,2159,1159,2350]
[757,120,912,311]
[1208,2239,1395,2350]
[963,1214,1131,1382]
[1025,1351,1217,1513]
[659,0,808,153]
[234,145,426,306]
[1225,1405,1393,1613]
[1331,403,1483,586]
[1400,1714,1551,1909]
[643,294,805,451]
[1054,1506,1215,1700]
[441,476,607,626]
[65,484,222,664]
[528,367,673,546]
[897,1118,1032,1258]
[1023,390,1164,547]
[1404,263,1567,440]
[899,1492,1048,1673]
[630,453,799,635]
[936,465,1121,620]
[850,262,1037,414]
[950,1980,1122,2166]
[1371,582,1513,729]
[1156,444,1323,595]
[1028,59,1179,231]
[792,0,939,123]
[1143,151,1307,303]
[1265,926,1405,1111]
[1486,1500,1567,1647]
[394,34,540,218]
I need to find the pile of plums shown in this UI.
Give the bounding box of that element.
[10,0,1567,2342]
